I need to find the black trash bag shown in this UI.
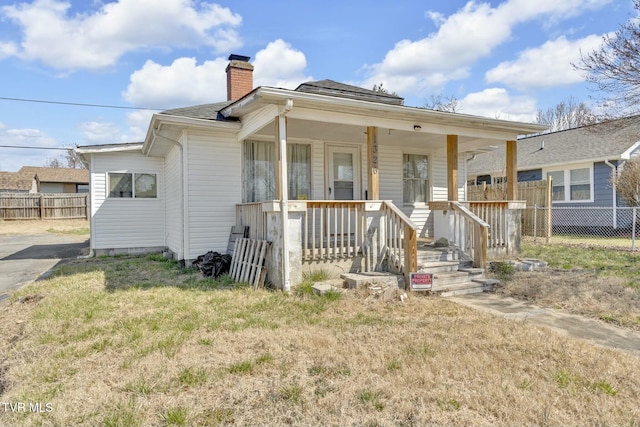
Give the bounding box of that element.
[192,251,232,278]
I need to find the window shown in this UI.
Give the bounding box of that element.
[108,172,157,198]
[243,141,311,202]
[403,154,429,204]
[546,167,591,202]
[548,171,565,201]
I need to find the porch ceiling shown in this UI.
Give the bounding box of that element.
[250,117,497,154]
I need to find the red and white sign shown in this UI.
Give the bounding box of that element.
[410,272,433,291]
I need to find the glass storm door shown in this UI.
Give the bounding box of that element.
[326,145,360,200]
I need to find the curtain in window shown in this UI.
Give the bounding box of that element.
[288,144,311,200]
[548,171,565,201]
[403,154,428,204]
[244,141,276,202]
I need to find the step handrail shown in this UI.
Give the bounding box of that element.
[381,200,418,281]
[450,201,489,269]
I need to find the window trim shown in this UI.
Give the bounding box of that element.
[402,152,430,206]
[544,164,594,204]
[107,171,159,199]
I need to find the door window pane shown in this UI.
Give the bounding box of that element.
[333,152,354,200]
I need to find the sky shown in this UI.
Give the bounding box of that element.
[0,0,635,171]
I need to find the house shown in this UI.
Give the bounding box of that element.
[0,171,37,193]
[18,166,89,193]
[77,54,546,289]
[467,117,640,230]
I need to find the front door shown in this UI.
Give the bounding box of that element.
[326,145,361,200]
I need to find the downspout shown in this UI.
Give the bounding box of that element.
[78,154,95,259]
[279,99,293,292]
[605,160,618,229]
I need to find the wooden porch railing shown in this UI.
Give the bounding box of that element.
[381,201,418,276]
[468,201,510,250]
[236,200,418,276]
[450,201,489,269]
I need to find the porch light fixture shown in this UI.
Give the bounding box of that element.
[413,125,422,131]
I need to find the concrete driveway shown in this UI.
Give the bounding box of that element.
[0,234,89,300]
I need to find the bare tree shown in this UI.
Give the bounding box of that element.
[423,94,461,113]
[576,0,640,116]
[42,148,86,169]
[535,97,596,132]
[612,157,640,207]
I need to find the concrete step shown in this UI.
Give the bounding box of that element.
[417,247,460,262]
[417,260,461,273]
[430,271,472,287]
[341,272,404,289]
[432,280,495,297]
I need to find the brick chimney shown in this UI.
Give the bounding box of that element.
[226,54,254,101]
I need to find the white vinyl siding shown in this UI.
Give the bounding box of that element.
[90,152,165,250]
[185,132,242,260]
[165,144,183,258]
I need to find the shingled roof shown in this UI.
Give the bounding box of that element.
[158,79,406,121]
[295,79,405,105]
[0,171,35,192]
[467,116,640,175]
[19,166,89,184]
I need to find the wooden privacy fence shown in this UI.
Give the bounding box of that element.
[467,179,552,238]
[0,193,89,220]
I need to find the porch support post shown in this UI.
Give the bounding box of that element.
[276,101,293,292]
[367,126,379,200]
[506,140,517,200]
[447,134,458,202]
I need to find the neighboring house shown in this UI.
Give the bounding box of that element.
[77,54,545,288]
[467,117,640,229]
[0,171,37,193]
[18,166,89,193]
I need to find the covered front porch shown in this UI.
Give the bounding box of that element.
[225,86,545,289]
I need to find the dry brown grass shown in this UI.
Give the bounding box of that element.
[495,269,640,332]
[0,219,89,236]
[1,256,639,426]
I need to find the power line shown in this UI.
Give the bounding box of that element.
[0,144,72,150]
[0,96,163,111]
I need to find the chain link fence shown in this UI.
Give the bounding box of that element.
[524,206,640,250]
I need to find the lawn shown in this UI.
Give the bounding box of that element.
[1,254,639,426]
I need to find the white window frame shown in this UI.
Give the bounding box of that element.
[107,172,158,199]
[402,152,430,206]
[544,163,594,203]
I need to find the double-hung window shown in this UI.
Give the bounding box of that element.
[403,154,429,204]
[108,172,157,198]
[546,166,592,202]
[243,141,311,202]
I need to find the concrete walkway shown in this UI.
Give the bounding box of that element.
[450,293,640,358]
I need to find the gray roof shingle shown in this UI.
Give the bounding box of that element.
[0,171,34,191]
[160,101,235,120]
[19,166,89,184]
[295,79,405,105]
[467,116,640,175]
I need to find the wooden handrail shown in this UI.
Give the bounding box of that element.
[382,201,418,287]
[451,201,489,269]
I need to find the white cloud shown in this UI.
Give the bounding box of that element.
[460,88,538,122]
[122,57,228,108]
[0,41,17,58]
[0,0,242,70]
[78,121,123,144]
[485,34,605,89]
[123,39,312,108]
[363,0,612,95]
[0,126,62,171]
[253,39,312,89]
[125,110,155,141]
